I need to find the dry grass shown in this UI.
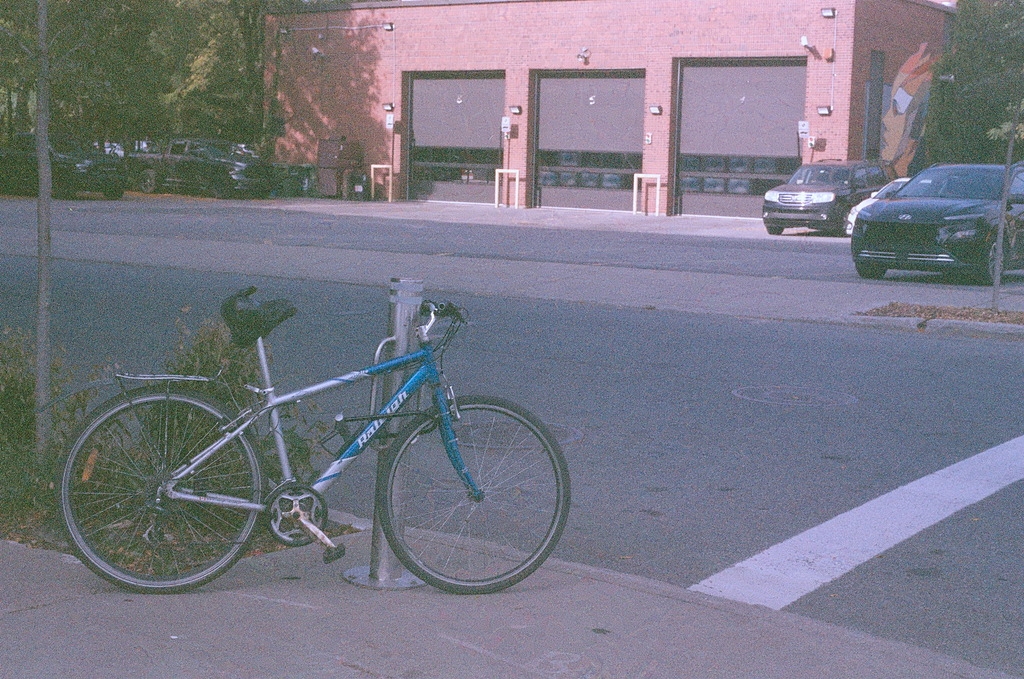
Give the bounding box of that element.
[860,303,1024,326]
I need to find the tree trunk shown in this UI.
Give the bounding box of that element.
[34,0,53,470]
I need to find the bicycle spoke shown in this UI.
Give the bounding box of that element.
[382,397,569,594]
[61,388,260,592]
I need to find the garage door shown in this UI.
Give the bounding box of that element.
[676,59,806,217]
[408,73,505,203]
[534,71,645,211]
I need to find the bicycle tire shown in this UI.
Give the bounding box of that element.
[379,396,570,594]
[59,387,262,593]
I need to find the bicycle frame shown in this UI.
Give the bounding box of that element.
[161,333,482,513]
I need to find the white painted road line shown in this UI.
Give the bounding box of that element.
[690,433,1024,610]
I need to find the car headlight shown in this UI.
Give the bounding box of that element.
[807,191,835,204]
[939,215,986,242]
[764,190,780,202]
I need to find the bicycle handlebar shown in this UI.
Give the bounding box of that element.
[416,300,466,345]
[420,300,467,323]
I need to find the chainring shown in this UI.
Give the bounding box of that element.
[265,482,329,547]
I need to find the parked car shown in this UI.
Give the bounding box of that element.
[850,163,1024,282]
[762,160,893,235]
[0,133,126,200]
[128,138,272,198]
[843,177,910,236]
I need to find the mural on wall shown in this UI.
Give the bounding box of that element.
[881,43,939,176]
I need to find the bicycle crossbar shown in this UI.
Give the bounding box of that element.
[267,349,428,407]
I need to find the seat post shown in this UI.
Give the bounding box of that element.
[256,336,294,480]
[256,337,274,392]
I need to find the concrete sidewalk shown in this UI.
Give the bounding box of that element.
[1,534,1015,679]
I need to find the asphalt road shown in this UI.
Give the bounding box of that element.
[3,196,1024,676]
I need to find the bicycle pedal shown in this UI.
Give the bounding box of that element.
[323,543,346,564]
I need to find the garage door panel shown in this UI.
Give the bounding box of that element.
[675,60,806,216]
[535,72,645,210]
[409,74,504,203]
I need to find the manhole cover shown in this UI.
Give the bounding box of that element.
[732,386,858,407]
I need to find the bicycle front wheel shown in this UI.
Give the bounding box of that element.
[60,387,262,593]
[380,396,570,594]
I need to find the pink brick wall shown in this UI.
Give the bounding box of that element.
[267,0,952,211]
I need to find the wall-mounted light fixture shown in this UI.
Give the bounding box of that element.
[383,22,395,31]
[509,105,523,115]
[800,36,814,51]
[648,105,663,115]
[577,47,591,65]
[816,105,833,116]
[382,102,395,112]
[821,7,837,18]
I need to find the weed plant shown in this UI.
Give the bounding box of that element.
[163,312,323,484]
[0,312,323,547]
[0,328,92,509]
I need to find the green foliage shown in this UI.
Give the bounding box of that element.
[163,310,323,483]
[0,328,92,508]
[925,0,1024,164]
[164,310,261,409]
[0,329,36,504]
[1,0,270,147]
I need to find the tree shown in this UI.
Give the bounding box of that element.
[0,0,37,143]
[158,0,268,145]
[3,0,272,148]
[925,0,1024,164]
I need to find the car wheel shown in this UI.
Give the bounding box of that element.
[854,260,887,279]
[765,223,784,236]
[138,169,157,194]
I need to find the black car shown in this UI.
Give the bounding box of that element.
[850,163,1024,282]
[129,139,272,198]
[0,133,126,200]
[762,160,893,235]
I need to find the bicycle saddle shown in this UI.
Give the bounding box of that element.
[221,286,297,347]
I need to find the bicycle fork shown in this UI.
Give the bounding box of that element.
[434,385,483,502]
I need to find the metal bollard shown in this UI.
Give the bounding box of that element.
[343,278,425,590]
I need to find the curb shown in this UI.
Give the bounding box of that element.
[846,315,1024,339]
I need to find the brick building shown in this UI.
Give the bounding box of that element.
[266,0,954,216]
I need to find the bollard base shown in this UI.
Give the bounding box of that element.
[343,565,425,590]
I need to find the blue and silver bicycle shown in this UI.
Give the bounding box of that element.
[59,287,570,595]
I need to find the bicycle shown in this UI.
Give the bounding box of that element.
[58,287,570,595]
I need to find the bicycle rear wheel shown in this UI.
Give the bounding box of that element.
[380,396,570,594]
[60,387,262,593]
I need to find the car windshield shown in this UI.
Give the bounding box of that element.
[787,165,850,186]
[898,166,1004,200]
[874,179,909,200]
